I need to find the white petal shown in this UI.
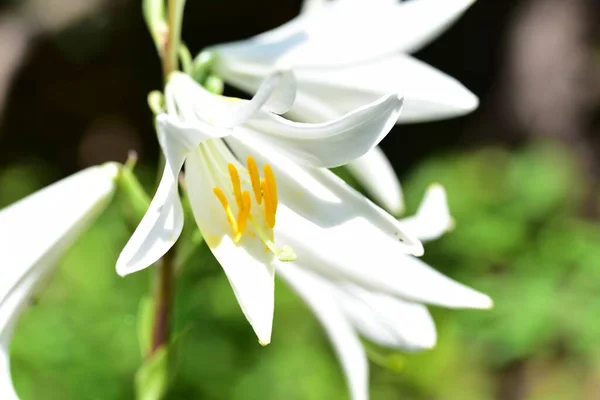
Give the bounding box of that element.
[277,262,368,400]
[0,164,118,398]
[0,164,118,309]
[116,163,183,276]
[185,148,276,345]
[278,206,491,308]
[334,283,436,350]
[242,94,403,168]
[166,70,296,128]
[345,146,404,216]
[116,115,229,276]
[292,54,479,124]
[217,54,478,124]
[399,184,453,242]
[214,0,476,68]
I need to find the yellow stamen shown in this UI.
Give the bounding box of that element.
[214,159,285,252]
[246,156,262,204]
[213,187,238,235]
[228,163,243,209]
[263,164,278,212]
[235,190,252,243]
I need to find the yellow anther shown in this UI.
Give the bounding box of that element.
[262,179,276,228]
[246,156,262,204]
[235,191,252,243]
[263,164,278,211]
[213,187,239,235]
[228,163,243,209]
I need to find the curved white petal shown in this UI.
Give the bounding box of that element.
[334,283,436,351]
[216,54,478,124]
[116,115,229,276]
[243,94,403,168]
[214,0,476,68]
[345,146,404,216]
[185,147,276,345]
[166,70,296,128]
[277,262,368,400]
[225,135,493,309]
[0,164,118,398]
[0,164,118,311]
[292,54,479,124]
[399,184,453,242]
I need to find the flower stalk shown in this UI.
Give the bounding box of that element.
[149,0,186,359]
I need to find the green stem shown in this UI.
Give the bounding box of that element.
[150,0,186,358]
[151,250,175,353]
[162,0,186,80]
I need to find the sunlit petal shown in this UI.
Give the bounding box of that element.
[243,94,403,168]
[277,262,368,400]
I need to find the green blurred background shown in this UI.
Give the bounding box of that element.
[1,0,600,399]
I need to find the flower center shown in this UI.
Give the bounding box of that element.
[212,155,296,262]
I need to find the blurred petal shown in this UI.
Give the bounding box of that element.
[0,164,118,309]
[345,146,404,216]
[217,54,478,124]
[277,263,368,400]
[243,94,403,168]
[116,115,229,276]
[399,184,454,242]
[379,0,478,54]
[0,164,118,398]
[292,54,479,123]
[185,148,276,345]
[166,70,296,128]
[213,0,476,68]
[334,283,436,350]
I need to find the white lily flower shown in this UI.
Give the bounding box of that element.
[277,184,491,400]
[0,163,119,399]
[209,0,478,215]
[116,70,428,345]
